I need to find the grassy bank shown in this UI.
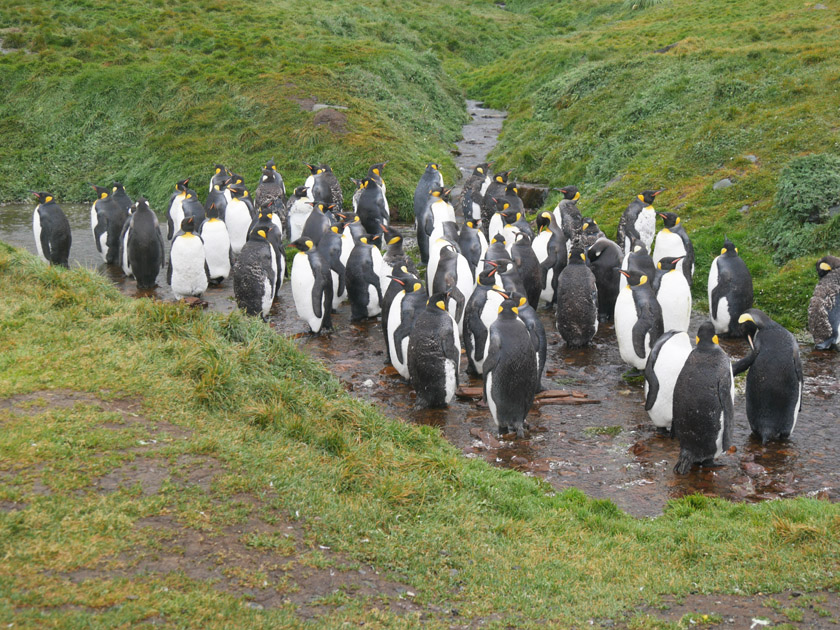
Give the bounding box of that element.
[2,247,838,628]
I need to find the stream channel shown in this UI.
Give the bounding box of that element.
[1,100,838,517]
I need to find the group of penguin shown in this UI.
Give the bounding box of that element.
[28,158,840,474]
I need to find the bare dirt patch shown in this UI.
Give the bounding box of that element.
[313,108,348,134]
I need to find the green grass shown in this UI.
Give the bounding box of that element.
[2,244,839,628]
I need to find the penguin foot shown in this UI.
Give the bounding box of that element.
[814,339,836,351]
[699,459,723,469]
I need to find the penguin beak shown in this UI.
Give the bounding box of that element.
[619,270,631,279]
[492,289,510,299]
[658,213,668,219]
[747,334,755,351]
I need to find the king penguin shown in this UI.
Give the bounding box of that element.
[200,203,233,285]
[387,276,428,380]
[617,189,664,254]
[555,245,599,348]
[287,186,312,242]
[168,216,209,300]
[734,309,803,443]
[226,184,257,255]
[672,322,735,474]
[290,237,333,334]
[111,182,133,214]
[166,178,191,240]
[652,211,694,285]
[345,235,384,320]
[464,267,505,377]
[31,192,71,268]
[808,256,840,350]
[586,235,622,322]
[205,179,228,222]
[407,292,461,408]
[708,236,753,337]
[532,211,567,307]
[644,330,693,433]
[509,292,547,389]
[414,162,444,223]
[124,198,164,289]
[553,186,582,242]
[233,228,278,319]
[209,164,229,193]
[653,256,691,332]
[304,163,343,208]
[458,219,488,280]
[458,162,491,223]
[356,177,389,239]
[614,268,664,370]
[254,159,286,210]
[509,232,541,309]
[91,183,129,265]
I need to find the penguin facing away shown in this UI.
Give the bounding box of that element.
[168,216,209,300]
[614,268,664,370]
[414,162,444,220]
[111,182,133,214]
[708,237,753,337]
[555,245,599,348]
[233,228,278,319]
[508,292,547,388]
[345,235,384,320]
[734,309,803,444]
[644,330,693,432]
[254,160,286,210]
[387,277,428,380]
[407,292,461,409]
[125,198,165,289]
[31,192,71,268]
[304,163,343,208]
[672,322,735,474]
[290,237,333,334]
[586,236,621,322]
[808,256,840,350]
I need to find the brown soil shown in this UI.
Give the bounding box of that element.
[313,107,348,134]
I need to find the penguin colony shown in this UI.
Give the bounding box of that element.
[30,159,835,476]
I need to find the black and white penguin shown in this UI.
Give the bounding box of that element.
[90,184,111,260]
[287,186,312,241]
[122,198,164,289]
[226,184,256,255]
[91,183,129,265]
[415,187,452,264]
[643,330,693,433]
[619,238,656,291]
[483,297,539,438]
[346,235,384,320]
[579,217,605,250]
[200,203,233,286]
[614,268,664,370]
[290,237,333,334]
[387,277,428,380]
[808,256,840,350]
[464,267,505,377]
[586,236,622,322]
[367,162,388,192]
[509,232,541,309]
[480,170,512,234]
[407,292,461,408]
[617,189,663,254]
[354,178,389,240]
[166,178,191,240]
[458,220,488,279]
[168,216,209,300]
[532,211,567,307]
[652,211,694,285]
[301,201,336,247]
[494,258,528,300]
[31,192,71,268]
[428,187,457,233]
[317,225,348,307]
[224,173,246,205]
[110,182,133,214]
[483,233,510,267]
[247,212,285,293]
[382,266,419,361]
[458,162,491,223]
[555,245,599,348]
[381,224,418,285]
[254,160,286,210]
[233,228,278,319]
[181,188,206,229]
[428,243,472,331]
[509,293,547,388]
[708,237,753,337]
[553,186,582,242]
[653,256,691,333]
[205,180,228,222]
[672,322,735,474]
[414,162,444,221]
[209,164,229,193]
[734,309,803,443]
[304,163,343,208]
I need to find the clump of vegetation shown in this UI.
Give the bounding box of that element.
[623,0,668,9]
[775,153,840,224]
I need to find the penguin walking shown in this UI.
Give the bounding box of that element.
[644,331,693,432]
[200,203,233,285]
[672,322,735,474]
[617,189,664,254]
[464,268,505,377]
[233,228,278,319]
[287,186,312,241]
[652,212,694,285]
[225,185,256,255]
[111,182,133,214]
[123,198,164,289]
[708,237,753,337]
[653,256,691,332]
[304,163,343,208]
[555,246,599,348]
[31,192,71,268]
[166,179,191,240]
[734,309,803,443]
[614,269,664,370]
[407,293,461,408]
[553,186,582,242]
[387,277,428,380]
[808,256,840,350]
[532,211,567,307]
[483,296,539,438]
[254,159,286,210]
[290,238,333,334]
[168,217,209,300]
[346,236,384,320]
[586,236,622,322]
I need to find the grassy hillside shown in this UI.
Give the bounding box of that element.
[1,245,838,628]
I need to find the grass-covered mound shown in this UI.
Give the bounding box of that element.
[1,245,838,628]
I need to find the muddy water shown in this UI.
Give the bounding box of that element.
[2,102,839,516]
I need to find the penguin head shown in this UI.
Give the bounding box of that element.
[261,166,277,183]
[490,232,506,245]
[620,268,648,288]
[205,202,220,220]
[174,178,190,193]
[384,226,402,246]
[291,185,308,198]
[90,184,110,200]
[639,189,665,205]
[536,211,554,232]
[720,236,739,257]
[658,212,679,229]
[581,218,600,235]
[264,158,277,172]
[427,291,449,313]
[512,231,531,246]
[816,256,840,278]
[228,184,249,199]
[213,164,227,176]
[134,198,150,214]
[738,308,771,331]
[183,188,198,201]
[427,163,440,172]
[32,191,54,204]
[226,173,245,188]
[559,185,580,201]
[695,321,720,349]
[474,162,491,177]
[494,170,512,184]
[111,182,126,194]
[657,256,684,272]
[180,216,196,234]
[496,296,520,319]
[477,266,498,286]
[568,244,587,265]
[368,162,387,180]
[491,258,515,275]
[505,181,519,196]
[290,237,314,252]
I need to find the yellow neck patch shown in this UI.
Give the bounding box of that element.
[820,262,832,271]
[257,230,266,238]
[436,300,446,311]
[45,196,53,203]
[573,191,580,201]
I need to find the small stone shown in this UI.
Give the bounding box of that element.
[247,602,264,610]
[742,462,767,476]
[739,205,750,214]
[362,379,374,388]
[814,3,827,8]
[312,103,348,112]
[511,455,528,465]
[744,154,758,163]
[449,569,459,577]
[713,178,733,190]
[828,204,840,217]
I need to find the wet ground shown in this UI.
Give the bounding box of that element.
[2,102,838,517]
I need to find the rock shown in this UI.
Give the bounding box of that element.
[478,430,501,449]
[814,3,827,8]
[744,154,758,163]
[515,183,549,209]
[247,602,264,610]
[511,455,528,466]
[739,205,750,214]
[713,178,733,190]
[828,204,840,218]
[312,103,348,112]
[742,462,767,476]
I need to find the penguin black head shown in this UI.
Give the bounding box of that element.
[134,198,150,213]
[180,216,197,234]
[720,236,739,257]
[695,321,720,350]
[619,268,649,288]
[559,185,580,201]
[496,296,521,319]
[581,218,600,235]
[512,231,531,245]
[427,163,440,172]
[638,189,665,205]
[426,291,449,313]
[261,166,277,183]
[568,244,587,265]
[505,181,519,196]
[213,164,227,175]
[250,228,270,242]
[111,182,126,194]
[477,266,499,287]
[429,186,452,202]
[658,212,680,229]
[90,184,110,200]
[368,162,387,178]
[657,256,684,272]
[536,211,555,232]
[493,170,512,184]
[207,203,220,220]
[228,184,249,199]
[473,162,491,177]
[490,258,515,275]
[32,191,55,204]
[294,185,308,198]
[489,232,506,246]
[175,178,190,192]
[226,173,245,187]
[816,256,840,278]
[383,225,403,246]
[264,158,277,172]
[738,308,772,335]
[290,237,315,252]
[183,188,199,201]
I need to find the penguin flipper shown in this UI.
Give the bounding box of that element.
[632,318,651,360]
[643,347,663,412]
[166,256,173,286]
[393,317,413,364]
[166,213,174,241]
[710,267,731,320]
[794,346,804,412]
[731,349,757,376]
[448,286,466,325]
[483,329,502,376]
[718,373,735,451]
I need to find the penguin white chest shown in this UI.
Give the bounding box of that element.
[225,201,252,254]
[170,236,208,298]
[652,230,684,264]
[202,220,232,280]
[657,273,691,332]
[707,258,730,334]
[635,208,656,252]
[32,208,45,262]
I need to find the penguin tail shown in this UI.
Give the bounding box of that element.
[515,424,526,439]
[674,450,694,475]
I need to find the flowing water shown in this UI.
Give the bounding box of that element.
[2,101,838,517]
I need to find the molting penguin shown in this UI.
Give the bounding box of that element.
[287,186,312,242]
[31,192,71,268]
[166,178,191,240]
[123,198,164,289]
[458,162,491,223]
[480,170,512,235]
[672,322,734,474]
[617,189,664,254]
[464,267,504,376]
[387,276,428,380]
[653,256,691,333]
[644,331,693,433]
[414,162,444,221]
[345,235,384,320]
[483,296,539,438]
[290,237,333,334]
[111,182,133,214]
[200,203,233,285]
[652,211,694,285]
[553,186,582,242]
[579,217,604,250]
[532,211,567,306]
[304,163,343,208]
[808,256,840,350]
[226,184,257,255]
[381,224,418,285]
[407,292,461,408]
[247,212,285,293]
[586,236,622,322]
[708,237,753,337]
[734,309,803,443]
[168,216,209,300]
[233,228,278,318]
[254,159,286,210]
[555,245,599,348]
[614,268,664,370]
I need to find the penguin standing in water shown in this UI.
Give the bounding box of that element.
[734,309,803,443]
[483,296,539,438]
[407,292,461,408]
[653,256,691,333]
[254,159,286,210]
[555,245,599,348]
[168,217,209,300]
[614,269,664,370]
[205,180,228,222]
[458,162,491,222]
[464,267,504,377]
[509,232,542,309]
[301,202,336,247]
[123,198,164,289]
[458,220,488,279]
[304,163,343,208]
[91,184,129,265]
[233,228,278,319]
[31,192,71,268]
[346,235,383,320]
[111,182,133,214]
[166,179,191,240]
[382,267,419,361]
[356,177,390,239]
[247,212,285,294]
[644,331,693,433]
[90,184,111,259]
[414,162,444,219]
[290,238,333,334]
[387,277,428,380]
[808,256,840,350]
[553,186,582,242]
[287,186,312,241]
[508,292,547,389]
[619,238,656,291]
[617,189,664,254]
[200,203,233,285]
[652,211,694,285]
[586,236,622,321]
[225,184,256,255]
[532,211,567,307]
[672,322,735,474]
[708,237,753,337]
